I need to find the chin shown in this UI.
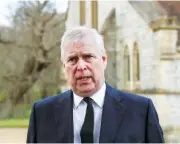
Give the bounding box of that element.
[79,88,96,95]
[80,87,93,92]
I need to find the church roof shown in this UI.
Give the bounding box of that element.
[129,1,167,24]
[129,1,180,23]
[158,1,180,18]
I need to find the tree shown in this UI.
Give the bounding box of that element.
[0,0,66,118]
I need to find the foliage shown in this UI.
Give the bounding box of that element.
[0,0,66,118]
[0,91,8,103]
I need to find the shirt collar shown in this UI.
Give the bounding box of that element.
[73,82,106,109]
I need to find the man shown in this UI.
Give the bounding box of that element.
[27,26,164,143]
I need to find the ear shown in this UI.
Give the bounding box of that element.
[102,52,107,62]
[102,54,107,68]
[102,55,106,62]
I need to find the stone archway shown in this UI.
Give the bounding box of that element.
[101,9,117,88]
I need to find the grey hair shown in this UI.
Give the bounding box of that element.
[60,26,106,61]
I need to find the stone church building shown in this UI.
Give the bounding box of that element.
[66,1,180,92]
[65,1,180,142]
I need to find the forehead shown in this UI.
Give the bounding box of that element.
[66,40,98,55]
[72,40,85,49]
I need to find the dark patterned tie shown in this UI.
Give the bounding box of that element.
[80,97,94,143]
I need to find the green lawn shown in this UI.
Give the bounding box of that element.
[0,118,29,128]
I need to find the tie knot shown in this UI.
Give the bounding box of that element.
[83,97,91,104]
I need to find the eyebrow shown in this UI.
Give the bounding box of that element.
[66,52,96,60]
[66,55,77,60]
[82,52,96,56]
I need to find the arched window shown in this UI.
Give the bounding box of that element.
[124,45,130,86]
[133,42,140,82]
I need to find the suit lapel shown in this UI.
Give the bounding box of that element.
[99,84,126,143]
[54,90,74,143]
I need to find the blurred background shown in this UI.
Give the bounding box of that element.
[0,0,180,143]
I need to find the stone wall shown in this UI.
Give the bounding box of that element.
[103,9,117,88]
[145,94,180,143]
[159,60,180,91]
[116,2,158,90]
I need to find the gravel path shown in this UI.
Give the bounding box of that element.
[0,128,27,143]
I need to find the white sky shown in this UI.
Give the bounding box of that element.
[0,0,68,26]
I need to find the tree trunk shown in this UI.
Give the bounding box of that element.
[0,57,50,118]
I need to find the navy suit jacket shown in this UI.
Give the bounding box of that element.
[27,84,164,143]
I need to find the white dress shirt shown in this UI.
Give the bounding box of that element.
[73,83,106,143]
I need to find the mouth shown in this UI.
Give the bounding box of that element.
[77,76,91,81]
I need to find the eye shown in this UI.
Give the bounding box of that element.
[84,54,93,60]
[68,57,78,64]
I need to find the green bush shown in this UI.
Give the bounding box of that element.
[0,91,8,103]
[55,88,61,94]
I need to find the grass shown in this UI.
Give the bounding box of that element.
[0,118,29,128]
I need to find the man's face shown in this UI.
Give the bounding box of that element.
[63,38,107,97]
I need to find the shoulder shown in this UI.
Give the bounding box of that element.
[106,84,151,108]
[119,90,150,106]
[116,89,153,113]
[33,89,72,109]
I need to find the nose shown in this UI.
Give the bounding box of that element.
[77,58,87,71]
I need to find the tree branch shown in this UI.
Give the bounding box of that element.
[17,44,34,49]
[51,16,66,28]
[47,40,60,53]
[40,0,49,11]
[43,10,57,26]
[3,74,20,83]
[0,38,15,45]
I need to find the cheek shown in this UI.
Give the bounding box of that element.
[66,67,76,79]
[93,64,104,76]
